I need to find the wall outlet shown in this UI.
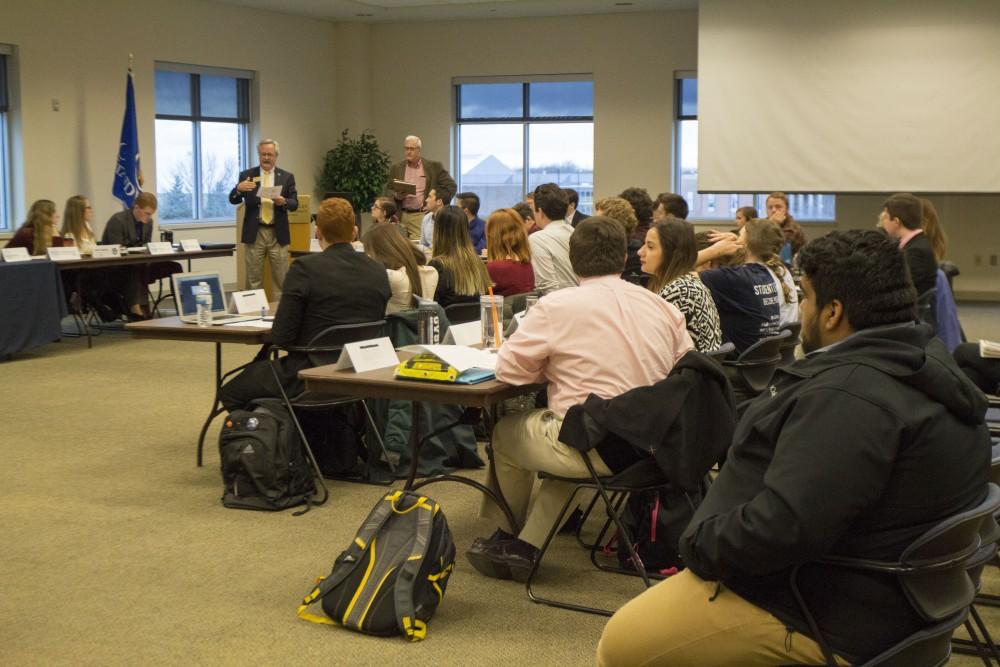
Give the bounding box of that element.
[991,255,998,267]
[975,255,982,266]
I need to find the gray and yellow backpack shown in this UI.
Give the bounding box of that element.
[297,490,455,641]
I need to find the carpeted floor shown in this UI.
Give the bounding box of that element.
[1,302,998,666]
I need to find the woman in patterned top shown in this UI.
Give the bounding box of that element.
[638,218,723,353]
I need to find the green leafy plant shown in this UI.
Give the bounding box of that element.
[317,129,391,211]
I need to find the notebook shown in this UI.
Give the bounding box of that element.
[171,271,261,325]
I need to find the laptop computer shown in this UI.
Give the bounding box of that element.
[171,271,262,325]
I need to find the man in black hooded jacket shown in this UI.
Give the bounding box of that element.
[597,229,990,666]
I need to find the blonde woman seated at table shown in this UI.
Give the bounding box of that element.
[429,205,491,308]
[639,218,722,353]
[61,195,97,255]
[363,223,438,314]
[485,208,534,296]
[5,199,64,255]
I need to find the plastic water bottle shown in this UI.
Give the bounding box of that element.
[417,301,440,345]
[195,282,213,327]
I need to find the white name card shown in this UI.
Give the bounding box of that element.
[47,246,82,262]
[179,239,202,252]
[309,238,322,252]
[146,241,175,255]
[334,337,398,373]
[92,245,122,259]
[230,289,269,315]
[443,320,481,346]
[1,247,31,262]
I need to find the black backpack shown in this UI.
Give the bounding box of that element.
[615,487,701,574]
[297,490,455,641]
[218,399,322,513]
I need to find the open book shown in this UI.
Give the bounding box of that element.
[396,344,498,384]
[980,339,1000,359]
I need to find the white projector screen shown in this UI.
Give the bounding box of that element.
[698,0,1000,193]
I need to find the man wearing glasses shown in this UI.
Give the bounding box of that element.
[386,135,456,241]
[230,139,298,293]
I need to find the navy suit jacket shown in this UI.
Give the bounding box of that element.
[229,166,298,245]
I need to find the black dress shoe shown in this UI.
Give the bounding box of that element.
[126,312,148,322]
[466,533,540,582]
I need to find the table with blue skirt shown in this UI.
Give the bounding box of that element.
[0,260,67,359]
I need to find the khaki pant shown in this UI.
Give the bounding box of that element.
[400,210,424,241]
[244,226,289,294]
[480,409,611,547]
[597,569,848,667]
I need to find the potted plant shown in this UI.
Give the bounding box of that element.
[317,129,391,212]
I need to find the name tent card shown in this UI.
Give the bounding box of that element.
[147,241,175,255]
[230,289,269,315]
[47,246,82,262]
[1,247,31,262]
[92,245,122,259]
[333,337,399,373]
[309,238,322,253]
[443,320,481,346]
[179,239,202,252]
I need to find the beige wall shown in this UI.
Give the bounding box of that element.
[367,10,698,198]
[0,0,338,283]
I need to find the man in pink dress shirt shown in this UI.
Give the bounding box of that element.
[466,217,694,582]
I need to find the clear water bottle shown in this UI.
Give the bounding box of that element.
[417,301,440,345]
[195,281,213,327]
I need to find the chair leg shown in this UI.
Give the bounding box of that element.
[971,604,1000,665]
[269,360,329,510]
[952,617,994,666]
[361,400,396,473]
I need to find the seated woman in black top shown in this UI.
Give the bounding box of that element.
[696,219,782,353]
[429,205,491,308]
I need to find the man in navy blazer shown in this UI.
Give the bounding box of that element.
[229,139,298,292]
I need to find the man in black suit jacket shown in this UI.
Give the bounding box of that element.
[229,139,298,293]
[100,192,174,320]
[878,192,938,295]
[563,188,589,227]
[219,198,391,411]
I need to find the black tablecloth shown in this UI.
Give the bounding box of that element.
[0,260,67,358]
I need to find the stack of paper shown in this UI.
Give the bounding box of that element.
[398,344,498,383]
[980,339,1000,358]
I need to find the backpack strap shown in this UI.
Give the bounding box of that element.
[394,494,438,641]
[296,491,401,625]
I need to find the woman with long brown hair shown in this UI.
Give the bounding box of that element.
[61,195,97,255]
[5,199,63,255]
[430,205,491,307]
[919,197,947,262]
[485,208,534,296]
[638,219,721,352]
[363,223,438,314]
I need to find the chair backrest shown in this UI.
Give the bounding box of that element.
[706,342,736,363]
[305,319,387,367]
[915,287,937,333]
[898,483,1000,622]
[776,322,802,368]
[724,329,792,394]
[443,301,480,324]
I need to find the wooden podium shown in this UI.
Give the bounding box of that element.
[235,194,311,300]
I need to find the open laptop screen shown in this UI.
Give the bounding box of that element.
[172,272,227,316]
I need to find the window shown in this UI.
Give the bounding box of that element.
[674,76,835,222]
[154,64,251,223]
[0,50,11,232]
[456,79,593,217]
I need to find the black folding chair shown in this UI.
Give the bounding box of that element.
[723,329,792,401]
[789,483,1000,667]
[443,301,480,324]
[268,320,394,486]
[916,287,938,334]
[777,322,802,368]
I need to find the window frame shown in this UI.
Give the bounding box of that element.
[154,62,253,225]
[673,73,836,223]
[0,49,11,233]
[454,75,595,214]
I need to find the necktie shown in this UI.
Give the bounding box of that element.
[262,171,274,224]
